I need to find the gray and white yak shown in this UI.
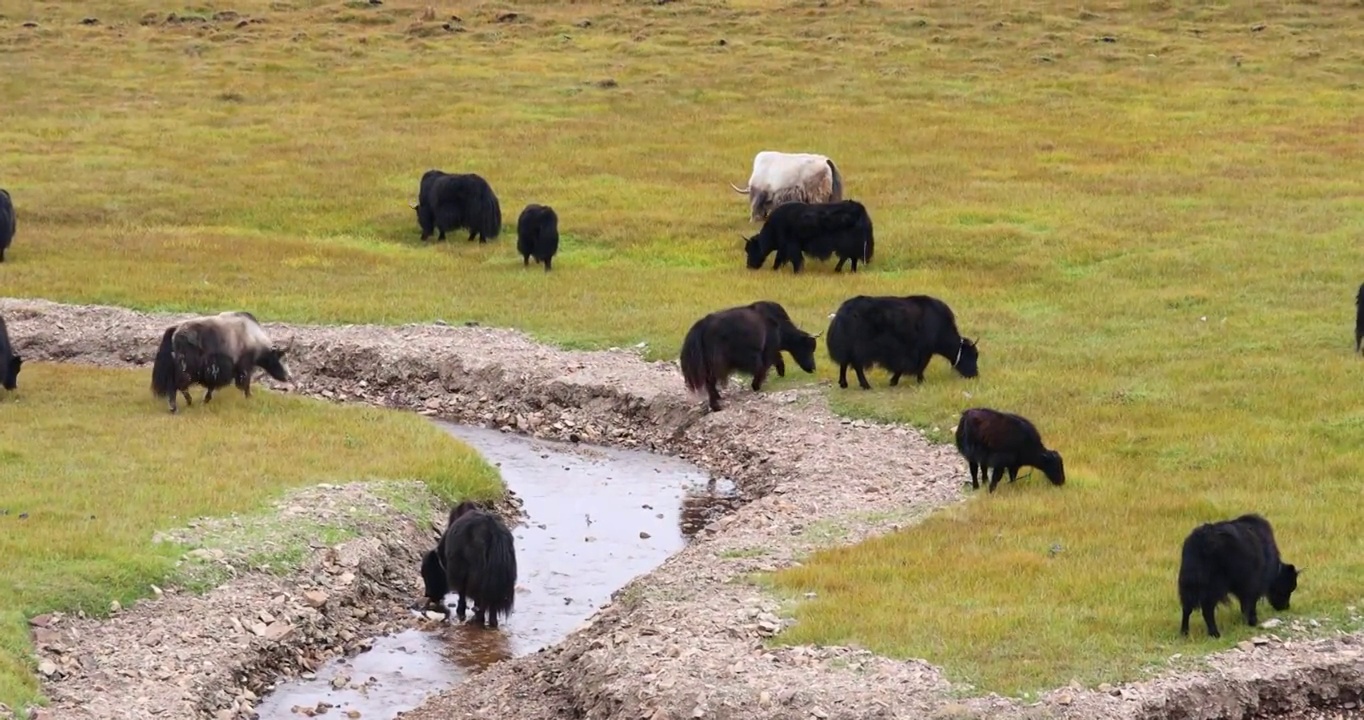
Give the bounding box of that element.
[729,151,844,223]
[150,311,293,414]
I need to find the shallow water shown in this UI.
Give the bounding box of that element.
[254,422,737,719]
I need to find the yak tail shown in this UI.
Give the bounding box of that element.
[863,214,875,265]
[1356,282,1364,307]
[481,187,503,240]
[679,321,710,394]
[827,159,844,203]
[478,527,518,622]
[150,326,180,399]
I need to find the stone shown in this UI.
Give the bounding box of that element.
[303,591,329,608]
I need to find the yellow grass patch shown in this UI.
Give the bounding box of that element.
[1,0,1364,704]
[0,364,501,708]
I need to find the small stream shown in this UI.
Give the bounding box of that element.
[254,422,738,719]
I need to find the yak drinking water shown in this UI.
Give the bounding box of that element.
[954,407,1065,493]
[743,199,874,274]
[1178,513,1300,639]
[516,203,559,271]
[826,294,979,390]
[420,501,518,628]
[0,188,14,263]
[0,315,21,394]
[680,300,820,412]
[150,311,292,414]
[410,169,502,243]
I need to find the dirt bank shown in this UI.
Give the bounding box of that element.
[3,297,1363,720]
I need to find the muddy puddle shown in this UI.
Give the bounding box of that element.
[254,422,738,719]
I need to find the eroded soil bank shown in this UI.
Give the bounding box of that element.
[4,297,1364,720]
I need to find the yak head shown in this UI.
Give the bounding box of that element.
[743,233,770,270]
[952,337,980,379]
[782,327,820,375]
[419,548,450,609]
[256,345,292,384]
[1037,449,1066,487]
[448,500,485,527]
[3,354,21,391]
[1267,564,1300,611]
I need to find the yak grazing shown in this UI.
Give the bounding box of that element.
[954,408,1065,493]
[826,294,979,390]
[150,311,292,414]
[0,314,21,394]
[1355,282,1363,354]
[410,169,502,244]
[0,188,14,263]
[516,203,559,272]
[743,200,874,274]
[729,151,844,223]
[420,501,518,628]
[1178,513,1300,639]
[680,300,820,412]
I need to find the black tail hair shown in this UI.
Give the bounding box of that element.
[150,326,179,399]
[478,524,518,622]
[477,185,502,240]
[679,320,710,394]
[1355,283,1364,353]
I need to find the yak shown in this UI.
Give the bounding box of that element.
[0,188,14,263]
[1178,513,1300,639]
[0,315,21,393]
[729,151,844,223]
[954,408,1065,493]
[516,203,559,272]
[1355,282,1363,354]
[826,294,979,390]
[680,300,820,412]
[420,501,518,628]
[410,169,502,244]
[150,311,292,414]
[743,200,874,274]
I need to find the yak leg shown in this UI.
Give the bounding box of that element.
[850,256,860,273]
[773,354,787,378]
[705,378,723,412]
[838,362,850,389]
[790,253,805,274]
[486,607,499,629]
[853,364,872,390]
[180,390,194,407]
[204,388,215,404]
[988,466,1007,493]
[523,255,530,267]
[1239,594,1259,627]
[1008,465,1021,483]
[967,460,981,489]
[751,361,769,392]
[889,371,902,387]
[1180,603,1193,636]
[454,593,468,623]
[1201,600,1221,638]
[239,372,254,399]
[472,606,487,626]
[834,256,847,272]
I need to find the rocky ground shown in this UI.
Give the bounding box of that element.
[3,297,1363,720]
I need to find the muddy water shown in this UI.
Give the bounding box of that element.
[254,422,737,719]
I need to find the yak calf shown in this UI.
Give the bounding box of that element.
[516,203,559,272]
[954,408,1065,493]
[1178,513,1300,639]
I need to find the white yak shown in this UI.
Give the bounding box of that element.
[729,151,844,223]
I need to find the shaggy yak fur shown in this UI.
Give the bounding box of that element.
[410,169,502,243]
[680,300,820,412]
[743,199,874,274]
[1178,513,1301,639]
[150,311,292,413]
[420,501,518,628]
[516,203,559,272]
[953,407,1065,492]
[1355,282,1363,354]
[825,294,979,390]
[0,188,14,263]
[0,315,21,393]
[729,152,844,223]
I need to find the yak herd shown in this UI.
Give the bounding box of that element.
[2,145,1359,641]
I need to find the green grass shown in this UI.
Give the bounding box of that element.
[0,364,502,709]
[2,0,1364,704]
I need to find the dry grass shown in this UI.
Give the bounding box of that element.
[0,364,501,708]
[1,0,1364,705]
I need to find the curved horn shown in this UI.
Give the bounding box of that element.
[409,201,419,209]
[811,329,824,339]
[729,182,751,195]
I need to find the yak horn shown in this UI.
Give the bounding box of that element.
[409,201,419,209]
[729,182,751,195]
[811,330,824,339]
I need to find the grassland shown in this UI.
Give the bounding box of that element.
[2,0,1363,705]
[0,364,502,708]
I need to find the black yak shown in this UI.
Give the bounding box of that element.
[953,408,1065,493]
[516,203,559,272]
[420,501,518,628]
[680,300,820,412]
[1355,282,1363,354]
[410,169,502,244]
[1178,513,1300,639]
[743,199,873,274]
[826,294,979,390]
[150,311,292,414]
[0,188,14,263]
[0,315,21,393]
